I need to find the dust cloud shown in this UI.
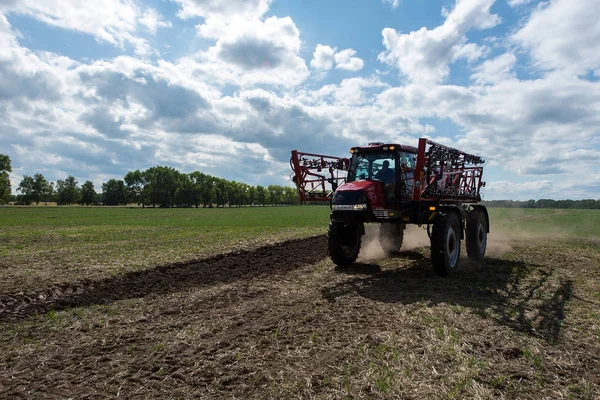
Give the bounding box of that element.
[357,223,520,262]
[358,224,430,262]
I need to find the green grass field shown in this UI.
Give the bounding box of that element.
[1,205,598,293]
[0,206,330,291]
[488,207,600,238]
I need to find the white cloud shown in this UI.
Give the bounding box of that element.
[507,0,535,7]
[454,42,488,63]
[308,77,389,107]
[311,44,336,70]
[1,0,170,56]
[174,0,271,20]
[471,52,517,85]
[198,16,308,87]
[188,0,309,88]
[486,180,554,194]
[377,73,600,181]
[310,45,364,72]
[512,0,600,75]
[378,0,500,83]
[334,49,365,71]
[139,8,172,34]
[382,0,400,8]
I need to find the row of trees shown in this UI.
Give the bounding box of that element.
[482,199,600,209]
[9,163,300,207]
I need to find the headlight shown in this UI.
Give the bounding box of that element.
[332,204,367,210]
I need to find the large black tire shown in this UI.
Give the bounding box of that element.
[466,208,487,263]
[328,221,362,267]
[379,223,405,255]
[431,212,461,277]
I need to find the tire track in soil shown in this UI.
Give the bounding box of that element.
[0,235,327,322]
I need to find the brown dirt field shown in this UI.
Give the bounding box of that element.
[1,234,599,399]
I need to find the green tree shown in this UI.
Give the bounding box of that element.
[283,186,298,204]
[0,154,11,204]
[214,178,228,207]
[247,186,256,206]
[56,176,80,205]
[80,181,98,205]
[175,173,195,207]
[267,185,283,205]
[32,173,52,205]
[17,175,35,205]
[199,174,215,207]
[189,171,212,208]
[143,166,181,207]
[256,185,267,206]
[124,170,146,206]
[102,179,127,206]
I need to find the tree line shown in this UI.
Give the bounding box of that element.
[482,199,600,210]
[0,155,299,207]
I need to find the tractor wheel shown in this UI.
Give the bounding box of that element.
[466,208,487,263]
[379,223,405,255]
[431,212,461,277]
[328,221,362,267]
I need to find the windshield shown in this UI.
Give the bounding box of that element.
[347,152,396,183]
[347,151,417,199]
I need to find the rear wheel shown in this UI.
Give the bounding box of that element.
[379,223,405,255]
[466,208,487,262]
[431,212,461,276]
[328,221,362,267]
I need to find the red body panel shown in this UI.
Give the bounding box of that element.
[336,180,387,209]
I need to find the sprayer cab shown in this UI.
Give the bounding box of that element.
[290,138,489,277]
[331,143,418,222]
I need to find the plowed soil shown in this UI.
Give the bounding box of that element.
[1,232,599,399]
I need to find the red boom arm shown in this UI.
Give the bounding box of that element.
[290,150,349,203]
[412,138,485,202]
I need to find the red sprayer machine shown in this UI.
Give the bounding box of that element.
[290,138,488,276]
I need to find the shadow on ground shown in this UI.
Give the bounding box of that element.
[0,235,328,322]
[323,254,573,343]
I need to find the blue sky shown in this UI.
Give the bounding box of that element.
[0,0,599,200]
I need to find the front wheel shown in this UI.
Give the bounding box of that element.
[466,208,487,263]
[328,221,362,267]
[431,212,461,277]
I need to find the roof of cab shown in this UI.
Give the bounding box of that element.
[352,143,418,154]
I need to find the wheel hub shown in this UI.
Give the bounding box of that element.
[446,226,459,268]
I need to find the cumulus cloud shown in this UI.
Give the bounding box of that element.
[512,0,600,75]
[307,77,389,107]
[139,8,172,34]
[2,0,600,200]
[188,0,309,88]
[174,0,271,20]
[471,52,517,85]
[487,180,554,194]
[198,16,308,87]
[334,49,364,71]
[310,45,364,72]
[507,0,535,7]
[0,0,169,56]
[377,72,600,180]
[310,44,335,70]
[378,0,500,83]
